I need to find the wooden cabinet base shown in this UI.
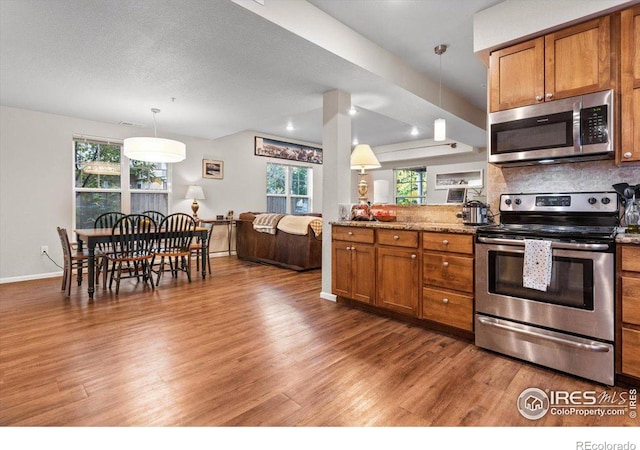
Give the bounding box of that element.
[336,296,474,342]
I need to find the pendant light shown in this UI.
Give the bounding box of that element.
[434,44,447,142]
[123,108,186,163]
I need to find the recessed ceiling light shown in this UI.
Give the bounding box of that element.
[411,127,419,136]
[352,138,359,146]
[349,107,357,116]
[286,122,294,131]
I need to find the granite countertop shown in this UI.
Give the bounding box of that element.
[331,220,478,235]
[616,233,640,244]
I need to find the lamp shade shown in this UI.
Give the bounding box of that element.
[434,118,446,142]
[350,144,381,170]
[123,137,186,163]
[185,185,205,200]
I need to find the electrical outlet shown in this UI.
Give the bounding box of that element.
[40,245,48,255]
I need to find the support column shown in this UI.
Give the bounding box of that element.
[320,90,352,300]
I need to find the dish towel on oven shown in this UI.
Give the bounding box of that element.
[523,239,553,292]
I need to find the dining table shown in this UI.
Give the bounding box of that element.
[75,226,209,299]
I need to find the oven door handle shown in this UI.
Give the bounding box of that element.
[477,316,611,353]
[476,236,610,251]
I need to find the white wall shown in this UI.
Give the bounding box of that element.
[0,106,322,282]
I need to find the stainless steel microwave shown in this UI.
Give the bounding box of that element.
[488,89,614,167]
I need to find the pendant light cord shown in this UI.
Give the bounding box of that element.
[151,108,160,138]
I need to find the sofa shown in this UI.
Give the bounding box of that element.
[236,212,322,271]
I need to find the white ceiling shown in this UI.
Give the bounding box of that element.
[0,0,503,149]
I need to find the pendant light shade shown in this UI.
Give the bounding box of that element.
[123,108,186,163]
[434,44,447,142]
[434,118,446,142]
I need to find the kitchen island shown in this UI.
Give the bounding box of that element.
[331,220,477,340]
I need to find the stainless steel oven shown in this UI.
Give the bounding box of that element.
[475,192,618,385]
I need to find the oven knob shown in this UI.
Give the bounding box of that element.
[588,197,597,205]
[504,199,512,206]
[514,198,521,205]
[601,197,611,205]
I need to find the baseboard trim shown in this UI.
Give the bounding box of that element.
[320,291,336,302]
[0,271,62,284]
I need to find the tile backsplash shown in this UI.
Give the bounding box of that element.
[487,159,640,218]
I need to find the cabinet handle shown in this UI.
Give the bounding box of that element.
[351,246,355,251]
[624,152,632,159]
[411,254,417,259]
[442,298,449,304]
[535,95,543,101]
[348,231,353,235]
[346,246,351,251]
[546,93,553,99]
[442,239,449,245]
[393,235,400,240]
[442,261,449,267]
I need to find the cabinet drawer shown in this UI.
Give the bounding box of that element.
[377,229,419,248]
[422,287,473,331]
[423,251,474,293]
[621,246,640,272]
[423,232,473,254]
[622,276,640,326]
[622,328,640,379]
[332,226,374,244]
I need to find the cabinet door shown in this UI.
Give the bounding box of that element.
[351,244,375,304]
[489,37,544,112]
[331,241,353,298]
[376,247,419,316]
[621,5,640,163]
[544,16,612,101]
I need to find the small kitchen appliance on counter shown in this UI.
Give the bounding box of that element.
[613,182,640,233]
[457,200,492,225]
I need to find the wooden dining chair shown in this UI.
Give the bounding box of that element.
[141,210,165,226]
[104,214,156,295]
[152,213,196,286]
[190,221,214,275]
[94,212,126,287]
[56,227,89,297]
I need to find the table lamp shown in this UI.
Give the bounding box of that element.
[185,185,205,220]
[350,144,381,203]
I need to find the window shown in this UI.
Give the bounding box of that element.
[395,167,427,204]
[266,163,312,214]
[73,138,170,228]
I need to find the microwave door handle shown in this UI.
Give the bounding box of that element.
[573,100,582,153]
[476,236,609,251]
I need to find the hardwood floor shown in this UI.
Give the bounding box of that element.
[0,256,637,428]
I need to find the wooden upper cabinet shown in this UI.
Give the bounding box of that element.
[489,38,544,112]
[489,15,614,112]
[620,5,640,163]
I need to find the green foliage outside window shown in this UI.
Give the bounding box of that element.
[395,168,427,204]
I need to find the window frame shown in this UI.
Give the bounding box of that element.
[266,162,313,214]
[72,136,172,230]
[394,167,427,205]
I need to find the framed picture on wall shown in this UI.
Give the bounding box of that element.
[203,159,223,179]
[254,136,323,164]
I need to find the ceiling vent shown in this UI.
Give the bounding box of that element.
[119,121,144,127]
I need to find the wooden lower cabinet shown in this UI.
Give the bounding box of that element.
[618,244,640,384]
[332,227,375,304]
[422,232,475,332]
[376,246,420,316]
[332,225,475,337]
[422,287,473,332]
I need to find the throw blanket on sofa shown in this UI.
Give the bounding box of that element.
[253,213,285,234]
[277,215,323,237]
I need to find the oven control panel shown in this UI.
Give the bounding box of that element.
[501,192,618,213]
